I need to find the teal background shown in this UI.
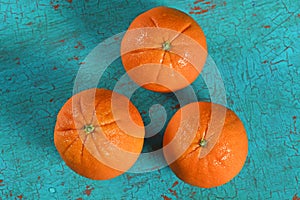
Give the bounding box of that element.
[0,0,299,199]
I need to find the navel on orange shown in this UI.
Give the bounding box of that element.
[163,102,248,188]
[54,88,145,180]
[121,6,207,93]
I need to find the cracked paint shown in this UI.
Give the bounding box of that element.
[0,0,299,199]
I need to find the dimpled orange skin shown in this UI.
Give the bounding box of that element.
[121,6,207,93]
[54,88,145,180]
[163,102,248,188]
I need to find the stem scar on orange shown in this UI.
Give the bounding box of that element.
[163,102,248,188]
[54,88,145,180]
[121,6,207,93]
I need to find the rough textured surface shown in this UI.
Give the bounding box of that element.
[0,0,299,199]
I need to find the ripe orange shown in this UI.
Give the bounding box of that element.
[163,102,248,188]
[121,6,207,93]
[54,88,145,180]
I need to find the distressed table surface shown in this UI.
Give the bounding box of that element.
[0,0,299,199]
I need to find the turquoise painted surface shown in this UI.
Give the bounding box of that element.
[0,0,299,199]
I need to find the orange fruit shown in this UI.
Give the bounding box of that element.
[121,6,207,93]
[54,88,145,180]
[163,102,248,188]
